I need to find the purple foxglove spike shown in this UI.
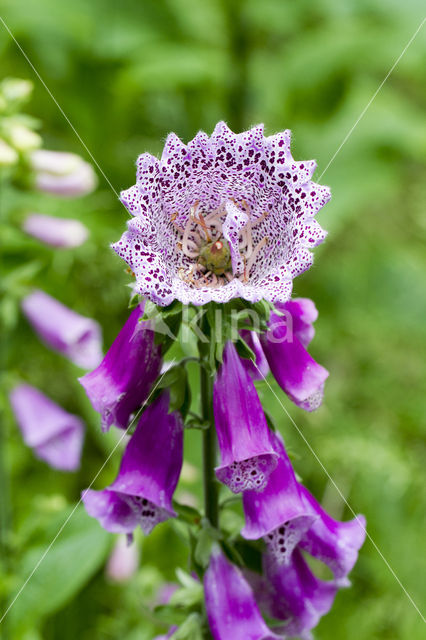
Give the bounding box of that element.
[239,330,270,381]
[204,549,282,640]
[82,393,183,536]
[21,290,103,369]
[9,384,84,471]
[298,485,366,582]
[214,342,278,493]
[260,309,328,411]
[263,548,339,640]
[105,535,140,583]
[79,301,162,431]
[22,213,89,248]
[242,431,316,564]
[275,297,318,348]
[113,122,330,307]
[30,150,97,197]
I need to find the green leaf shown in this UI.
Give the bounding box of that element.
[8,506,110,633]
[170,613,204,640]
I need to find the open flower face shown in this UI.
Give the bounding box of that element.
[113,122,330,306]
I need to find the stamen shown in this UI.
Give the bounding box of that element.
[245,236,269,275]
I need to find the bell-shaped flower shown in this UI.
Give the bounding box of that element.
[213,342,278,493]
[9,383,84,471]
[298,485,367,584]
[79,301,162,431]
[242,431,316,564]
[22,289,103,369]
[30,149,97,197]
[260,298,328,411]
[113,122,330,307]
[82,393,183,536]
[204,548,281,640]
[262,548,339,640]
[22,213,89,248]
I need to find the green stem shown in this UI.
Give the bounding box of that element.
[200,362,219,529]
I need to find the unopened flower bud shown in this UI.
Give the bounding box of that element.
[0,138,18,166]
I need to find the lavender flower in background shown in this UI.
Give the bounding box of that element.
[21,289,103,369]
[30,149,97,197]
[82,393,183,536]
[204,549,281,640]
[22,213,89,248]
[9,383,84,471]
[113,122,330,306]
[79,301,162,431]
[242,431,316,563]
[262,548,340,640]
[260,298,329,411]
[213,342,277,493]
[105,535,140,583]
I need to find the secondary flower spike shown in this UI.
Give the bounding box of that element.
[22,213,89,248]
[260,298,329,411]
[9,384,84,471]
[79,301,162,431]
[204,549,281,640]
[213,341,278,493]
[113,122,330,306]
[82,393,183,536]
[22,289,103,369]
[242,431,316,564]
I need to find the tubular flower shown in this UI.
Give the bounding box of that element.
[242,431,316,564]
[9,384,84,471]
[298,485,367,584]
[22,290,103,369]
[262,548,340,640]
[79,301,162,431]
[22,213,89,248]
[82,393,183,536]
[204,549,281,640]
[113,122,330,306]
[260,298,329,411]
[213,342,278,493]
[30,149,97,197]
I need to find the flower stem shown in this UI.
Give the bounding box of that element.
[200,361,219,529]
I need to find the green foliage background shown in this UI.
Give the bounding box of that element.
[1,0,425,638]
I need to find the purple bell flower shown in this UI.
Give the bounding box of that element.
[30,149,97,197]
[22,213,89,248]
[260,298,329,411]
[213,342,278,493]
[82,393,183,536]
[242,431,316,563]
[9,384,84,471]
[79,301,162,431]
[262,548,339,640]
[204,548,281,640]
[22,290,103,369]
[298,485,367,583]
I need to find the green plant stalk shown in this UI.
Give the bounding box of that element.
[200,360,219,530]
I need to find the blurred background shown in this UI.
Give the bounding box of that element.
[1,0,425,638]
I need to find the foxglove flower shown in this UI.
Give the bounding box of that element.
[242,431,316,563]
[22,290,103,369]
[113,122,330,306]
[22,213,89,248]
[260,298,329,411]
[30,149,97,197]
[82,393,183,536]
[9,384,84,471]
[262,548,339,640]
[204,549,281,640]
[298,485,367,583]
[79,301,161,431]
[105,535,140,583]
[214,342,278,493]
